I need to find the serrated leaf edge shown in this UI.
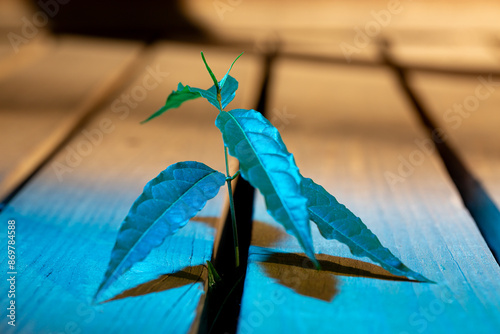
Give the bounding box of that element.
[95,164,225,300]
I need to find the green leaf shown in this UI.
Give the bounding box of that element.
[95,161,226,301]
[142,52,241,122]
[141,83,201,124]
[216,109,318,267]
[207,260,221,289]
[142,75,239,123]
[300,177,432,282]
[201,51,219,91]
[184,84,218,109]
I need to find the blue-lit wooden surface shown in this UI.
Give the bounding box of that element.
[1,0,500,333]
[237,60,500,333]
[410,71,500,258]
[0,39,260,333]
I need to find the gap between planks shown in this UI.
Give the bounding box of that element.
[0,42,263,334]
[0,36,147,208]
[380,40,500,262]
[237,55,500,334]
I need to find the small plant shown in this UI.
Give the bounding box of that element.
[94,52,430,302]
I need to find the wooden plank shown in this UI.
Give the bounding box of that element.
[0,42,261,333]
[0,0,53,73]
[388,39,500,75]
[407,65,500,259]
[203,26,381,65]
[0,31,54,81]
[237,59,500,333]
[189,0,500,75]
[409,69,500,213]
[188,0,500,34]
[383,37,500,259]
[0,36,143,201]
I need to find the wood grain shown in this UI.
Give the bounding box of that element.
[0,36,143,201]
[408,66,500,260]
[410,70,500,213]
[237,59,500,333]
[0,42,261,333]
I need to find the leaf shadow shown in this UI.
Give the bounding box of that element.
[255,250,419,303]
[102,264,206,303]
[251,220,420,302]
[101,218,420,304]
[190,215,220,229]
[99,215,220,304]
[257,254,339,302]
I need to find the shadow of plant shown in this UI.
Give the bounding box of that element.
[249,219,419,301]
[253,249,419,302]
[101,217,419,304]
[104,264,206,303]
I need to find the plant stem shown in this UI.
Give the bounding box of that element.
[224,146,240,268]
[215,75,239,269]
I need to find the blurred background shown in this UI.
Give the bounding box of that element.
[2,0,499,199]
[2,0,500,54]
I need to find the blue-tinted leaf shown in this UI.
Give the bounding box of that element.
[200,51,241,110]
[216,109,318,267]
[185,84,219,110]
[188,75,238,110]
[141,83,201,123]
[219,75,238,109]
[95,161,226,301]
[301,177,432,282]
